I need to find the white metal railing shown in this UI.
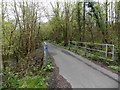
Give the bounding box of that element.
[68,41,115,61]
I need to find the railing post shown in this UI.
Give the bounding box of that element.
[84,42,87,56]
[75,41,77,52]
[106,44,108,58]
[44,42,48,65]
[68,41,70,50]
[68,41,70,46]
[112,45,114,60]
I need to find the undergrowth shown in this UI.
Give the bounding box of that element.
[2,56,54,88]
[49,40,120,71]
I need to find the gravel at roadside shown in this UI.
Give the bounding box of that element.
[47,53,72,89]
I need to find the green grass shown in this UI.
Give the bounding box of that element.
[108,66,120,71]
[19,75,48,88]
[2,56,54,88]
[49,41,119,71]
[2,71,49,88]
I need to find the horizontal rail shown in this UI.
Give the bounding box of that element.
[87,52,114,61]
[86,47,106,53]
[69,41,114,46]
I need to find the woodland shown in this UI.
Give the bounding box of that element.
[1,0,120,88]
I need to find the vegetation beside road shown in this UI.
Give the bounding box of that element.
[49,40,120,72]
[1,0,120,88]
[2,56,54,88]
[41,1,120,72]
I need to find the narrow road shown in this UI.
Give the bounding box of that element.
[48,42,119,88]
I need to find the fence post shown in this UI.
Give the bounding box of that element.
[75,41,77,52]
[44,42,48,65]
[112,45,114,60]
[68,41,70,46]
[68,41,70,50]
[106,44,108,58]
[84,42,87,56]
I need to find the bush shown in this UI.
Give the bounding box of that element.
[58,41,65,46]
[2,56,54,88]
[2,68,49,88]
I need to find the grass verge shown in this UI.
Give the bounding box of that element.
[49,40,120,72]
[2,56,54,88]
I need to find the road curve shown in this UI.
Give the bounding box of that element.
[48,42,119,88]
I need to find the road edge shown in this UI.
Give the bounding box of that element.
[48,42,120,84]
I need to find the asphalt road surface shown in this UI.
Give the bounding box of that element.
[48,42,119,88]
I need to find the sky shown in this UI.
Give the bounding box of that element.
[38,0,115,22]
[1,0,117,3]
[1,0,119,22]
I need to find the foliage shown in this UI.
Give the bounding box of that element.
[44,1,120,71]
[2,71,20,88]
[2,1,43,69]
[108,66,120,71]
[51,41,119,71]
[2,56,54,88]
[44,65,54,71]
[1,0,120,88]
[19,76,48,88]
[42,57,54,72]
[2,70,48,88]
[43,1,119,45]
